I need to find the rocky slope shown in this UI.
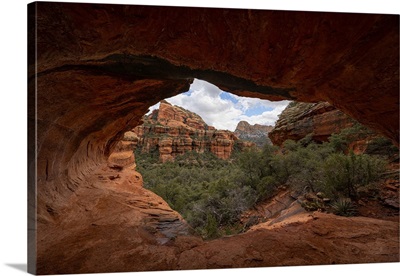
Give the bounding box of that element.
[234,121,274,148]
[29,3,399,274]
[131,100,254,162]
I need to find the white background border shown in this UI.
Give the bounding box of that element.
[1,1,399,275]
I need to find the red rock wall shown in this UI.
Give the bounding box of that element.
[133,101,246,161]
[234,121,274,147]
[269,102,355,146]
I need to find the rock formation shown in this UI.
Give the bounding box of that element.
[28,3,399,274]
[268,102,400,158]
[38,204,400,274]
[36,133,192,273]
[234,121,274,148]
[29,3,399,146]
[269,102,355,146]
[133,100,254,162]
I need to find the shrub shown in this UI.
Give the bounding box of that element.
[330,198,357,217]
[287,101,297,108]
[274,142,332,195]
[301,199,325,212]
[329,123,375,153]
[366,136,399,157]
[323,152,386,199]
[136,150,265,239]
[135,129,390,239]
[258,176,280,199]
[237,148,265,184]
[204,213,219,239]
[282,139,301,152]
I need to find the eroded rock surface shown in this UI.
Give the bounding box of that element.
[178,212,399,270]
[268,102,400,160]
[269,102,355,146]
[241,187,298,226]
[133,100,253,161]
[38,203,399,274]
[30,3,399,144]
[37,135,192,274]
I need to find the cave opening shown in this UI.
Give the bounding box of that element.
[124,79,290,239]
[117,79,398,241]
[28,4,399,273]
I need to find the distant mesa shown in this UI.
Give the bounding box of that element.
[234,121,274,148]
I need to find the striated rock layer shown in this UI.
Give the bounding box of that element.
[36,134,192,274]
[269,102,355,146]
[28,3,399,274]
[133,100,253,162]
[268,102,400,157]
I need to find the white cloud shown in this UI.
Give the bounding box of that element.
[235,95,290,111]
[237,104,288,126]
[148,79,289,131]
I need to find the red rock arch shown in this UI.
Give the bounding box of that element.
[28,3,399,273]
[29,1,399,207]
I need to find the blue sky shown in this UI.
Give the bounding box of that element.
[148,79,289,131]
[244,104,274,116]
[220,92,239,104]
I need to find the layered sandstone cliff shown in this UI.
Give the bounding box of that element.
[132,100,253,162]
[268,102,400,158]
[269,102,356,146]
[234,121,274,148]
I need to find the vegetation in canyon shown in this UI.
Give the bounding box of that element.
[135,123,394,239]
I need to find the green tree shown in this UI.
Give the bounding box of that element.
[323,151,386,199]
[205,213,219,239]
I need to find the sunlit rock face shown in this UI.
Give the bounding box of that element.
[133,100,253,162]
[28,2,399,274]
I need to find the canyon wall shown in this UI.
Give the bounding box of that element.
[269,102,355,146]
[132,100,254,162]
[268,101,400,158]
